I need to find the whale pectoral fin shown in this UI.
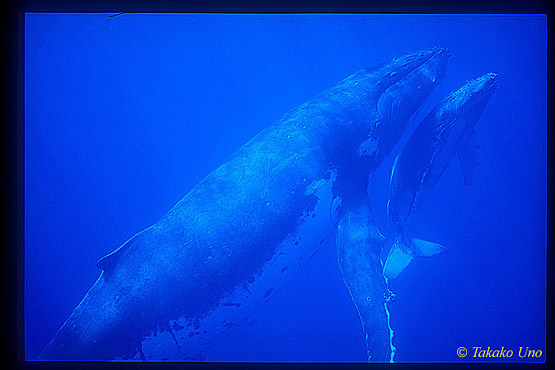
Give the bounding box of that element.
[412,238,445,257]
[384,238,445,279]
[383,241,414,280]
[457,129,479,186]
[336,201,394,362]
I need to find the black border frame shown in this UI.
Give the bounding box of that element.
[4,1,553,369]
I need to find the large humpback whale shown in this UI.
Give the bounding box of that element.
[39,48,450,361]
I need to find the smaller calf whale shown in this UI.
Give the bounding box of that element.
[384,73,499,279]
[334,72,500,362]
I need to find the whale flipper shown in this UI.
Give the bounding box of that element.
[336,198,394,362]
[458,129,479,186]
[383,237,445,280]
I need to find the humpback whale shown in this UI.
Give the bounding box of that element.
[39,48,451,361]
[384,73,499,280]
[335,72,499,363]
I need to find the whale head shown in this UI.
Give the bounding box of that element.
[437,72,499,121]
[324,48,451,204]
[330,47,451,182]
[435,72,499,136]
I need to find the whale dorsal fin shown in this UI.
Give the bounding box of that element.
[457,129,479,186]
[96,228,149,273]
[96,239,133,273]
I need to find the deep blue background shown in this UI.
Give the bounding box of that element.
[24,14,546,362]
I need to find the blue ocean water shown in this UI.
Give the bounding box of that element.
[24,14,546,362]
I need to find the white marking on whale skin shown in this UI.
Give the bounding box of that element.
[358,137,380,157]
[305,170,337,197]
[132,171,340,362]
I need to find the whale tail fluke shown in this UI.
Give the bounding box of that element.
[383,235,445,280]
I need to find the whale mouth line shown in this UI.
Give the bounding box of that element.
[373,47,450,126]
[405,47,450,75]
[379,47,450,96]
[412,47,449,73]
